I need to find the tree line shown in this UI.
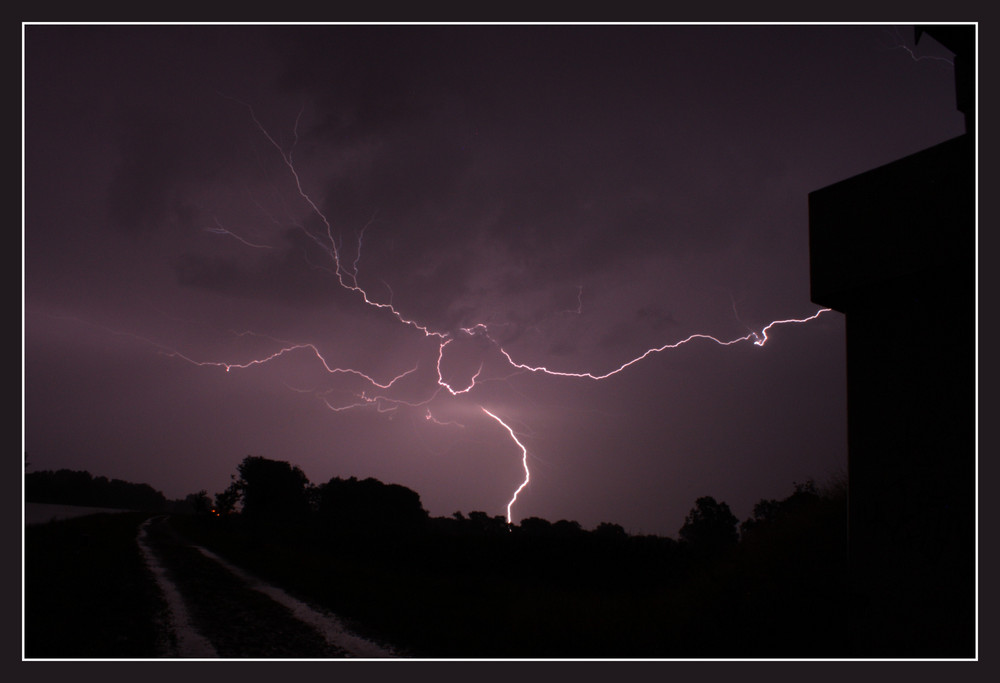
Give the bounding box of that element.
[26,457,845,555]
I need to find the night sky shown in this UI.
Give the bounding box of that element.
[23,24,965,536]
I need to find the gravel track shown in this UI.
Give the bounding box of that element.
[139,516,389,658]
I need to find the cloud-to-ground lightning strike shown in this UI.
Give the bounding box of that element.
[481,407,530,524]
[98,101,835,523]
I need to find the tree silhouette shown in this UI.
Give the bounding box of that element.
[518,516,553,536]
[740,480,823,541]
[231,456,311,528]
[465,510,508,535]
[167,489,214,515]
[317,476,428,537]
[213,482,240,516]
[594,522,627,539]
[679,496,739,552]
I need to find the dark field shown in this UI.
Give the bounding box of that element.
[25,511,168,658]
[24,501,853,659]
[24,462,972,659]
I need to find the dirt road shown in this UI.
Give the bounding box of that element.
[138,516,396,658]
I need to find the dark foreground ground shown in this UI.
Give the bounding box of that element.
[24,512,382,658]
[24,508,854,659]
[24,502,973,659]
[25,512,167,658]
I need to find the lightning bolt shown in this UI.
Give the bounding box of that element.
[883,26,955,66]
[424,408,465,429]
[752,310,832,347]
[204,217,274,249]
[63,100,836,525]
[436,338,484,396]
[490,308,831,382]
[222,94,450,339]
[481,407,530,525]
[165,343,419,388]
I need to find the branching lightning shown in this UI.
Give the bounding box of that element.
[163,340,419,389]
[490,308,831,382]
[85,100,836,524]
[224,95,449,339]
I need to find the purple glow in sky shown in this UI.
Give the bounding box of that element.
[23,24,965,536]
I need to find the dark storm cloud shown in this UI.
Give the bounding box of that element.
[25,27,244,238]
[635,305,679,332]
[107,114,211,235]
[263,26,751,273]
[173,250,340,308]
[172,220,362,308]
[180,25,825,332]
[376,248,480,333]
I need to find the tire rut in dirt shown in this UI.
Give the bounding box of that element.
[142,516,348,658]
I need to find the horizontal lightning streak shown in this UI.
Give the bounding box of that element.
[425,408,465,428]
[204,217,273,249]
[753,309,832,346]
[494,308,833,381]
[321,386,445,414]
[163,343,418,389]
[321,395,390,413]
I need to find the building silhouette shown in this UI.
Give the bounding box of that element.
[808,25,975,657]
